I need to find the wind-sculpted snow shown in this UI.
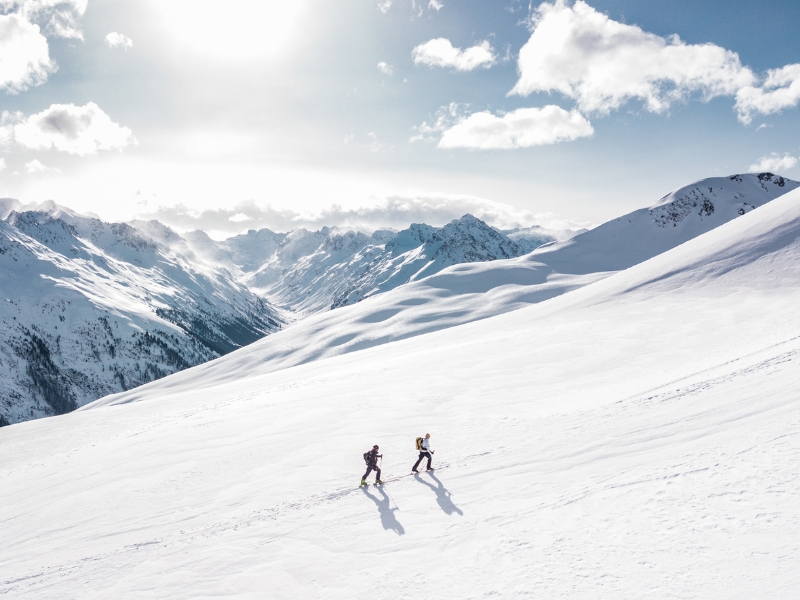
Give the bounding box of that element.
[0,206,283,425]
[3,189,800,598]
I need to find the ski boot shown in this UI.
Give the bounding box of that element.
[375,479,383,485]
[360,478,367,486]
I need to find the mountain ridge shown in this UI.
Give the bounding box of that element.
[0,207,284,424]
[207,213,541,316]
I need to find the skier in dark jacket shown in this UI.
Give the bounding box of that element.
[412,433,434,472]
[361,444,383,486]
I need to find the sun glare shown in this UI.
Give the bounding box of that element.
[152,0,306,61]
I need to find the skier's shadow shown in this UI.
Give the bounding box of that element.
[361,486,405,535]
[415,472,463,516]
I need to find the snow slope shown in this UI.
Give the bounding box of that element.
[0,203,283,425]
[2,187,800,598]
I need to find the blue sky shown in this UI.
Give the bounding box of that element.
[1,0,799,235]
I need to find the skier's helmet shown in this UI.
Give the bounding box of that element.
[373,444,379,449]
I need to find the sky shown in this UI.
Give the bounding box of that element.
[1,0,800,236]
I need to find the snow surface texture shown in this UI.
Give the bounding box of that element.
[0,203,283,424]
[3,185,800,598]
[101,172,797,390]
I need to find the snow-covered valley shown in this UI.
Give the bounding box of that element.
[1,179,800,597]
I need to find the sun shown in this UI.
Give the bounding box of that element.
[151,0,307,61]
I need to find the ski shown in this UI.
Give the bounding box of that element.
[374,464,450,485]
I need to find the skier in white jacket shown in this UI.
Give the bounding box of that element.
[412,433,434,472]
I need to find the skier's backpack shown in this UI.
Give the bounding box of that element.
[363,451,371,465]
[415,437,423,451]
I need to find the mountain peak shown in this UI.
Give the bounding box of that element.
[531,172,800,275]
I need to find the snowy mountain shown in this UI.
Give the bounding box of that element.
[0,208,550,425]
[1,173,795,427]
[530,171,798,273]
[128,172,797,385]
[0,202,284,425]
[501,223,577,252]
[3,185,800,598]
[191,214,538,316]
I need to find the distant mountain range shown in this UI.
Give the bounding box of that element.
[1,172,797,425]
[157,214,554,317]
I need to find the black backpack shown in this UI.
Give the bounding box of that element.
[363,451,371,465]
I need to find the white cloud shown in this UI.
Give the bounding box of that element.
[24,158,54,172]
[511,0,755,115]
[139,195,591,235]
[0,12,54,93]
[410,102,470,143]
[1,0,87,39]
[2,102,136,155]
[438,105,593,150]
[428,0,443,10]
[735,63,800,124]
[367,131,391,153]
[412,38,496,71]
[377,61,393,75]
[105,31,133,50]
[0,157,6,171]
[748,153,798,173]
[0,0,88,92]
[377,0,392,13]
